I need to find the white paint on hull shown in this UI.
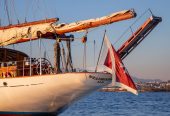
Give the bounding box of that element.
[0,72,112,113]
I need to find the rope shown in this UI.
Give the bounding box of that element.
[94,40,96,65]
[25,0,33,20]
[83,42,87,71]
[82,31,88,71]
[95,29,106,72]
[41,40,52,63]
[11,0,20,24]
[4,0,11,25]
[60,42,66,72]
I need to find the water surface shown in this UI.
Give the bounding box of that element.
[60,92,170,116]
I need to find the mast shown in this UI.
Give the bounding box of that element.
[66,39,73,72]
[54,39,61,73]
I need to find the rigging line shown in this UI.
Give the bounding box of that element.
[30,0,39,21]
[4,0,11,25]
[11,0,19,24]
[0,1,2,20]
[113,9,151,46]
[94,40,96,65]
[83,42,87,71]
[36,0,44,19]
[25,0,33,20]
[42,0,50,19]
[32,0,39,20]
[83,31,88,71]
[95,29,106,72]
[72,41,94,47]
[9,0,14,24]
[61,42,68,72]
[34,0,46,20]
[41,40,52,63]
[60,42,64,72]
[1,1,7,26]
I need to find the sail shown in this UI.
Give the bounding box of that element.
[0,18,58,46]
[54,10,136,34]
[0,9,136,46]
[99,35,138,95]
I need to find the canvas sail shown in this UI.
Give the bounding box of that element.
[0,18,58,46]
[54,10,136,34]
[0,9,136,46]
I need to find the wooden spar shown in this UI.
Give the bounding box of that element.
[0,9,136,46]
[54,40,61,73]
[117,16,162,60]
[0,18,58,30]
[0,18,58,46]
[54,10,136,34]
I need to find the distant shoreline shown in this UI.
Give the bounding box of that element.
[99,87,170,92]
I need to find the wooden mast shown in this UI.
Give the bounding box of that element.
[54,39,61,73]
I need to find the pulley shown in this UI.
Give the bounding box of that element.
[81,36,87,43]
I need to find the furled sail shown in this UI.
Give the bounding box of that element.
[54,9,136,34]
[0,9,136,46]
[0,18,58,46]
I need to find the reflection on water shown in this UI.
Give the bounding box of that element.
[60,92,170,116]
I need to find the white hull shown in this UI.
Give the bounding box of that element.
[0,72,111,115]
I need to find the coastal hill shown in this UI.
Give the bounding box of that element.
[132,77,162,83]
[100,77,170,92]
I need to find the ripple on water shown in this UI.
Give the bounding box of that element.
[60,92,170,116]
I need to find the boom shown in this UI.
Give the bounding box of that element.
[117,15,162,60]
[54,10,136,34]
[0,9,136,46]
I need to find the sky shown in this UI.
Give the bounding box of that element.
[0,0,170,81]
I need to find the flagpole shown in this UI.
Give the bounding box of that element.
[95,30,106,72]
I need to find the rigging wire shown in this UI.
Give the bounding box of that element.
[95,29,106,72]
[42,0,51,19]
[11,0,20,24]
[0,1,2,26]
[4,0,11,25]
[82,31,88,71]
[32,0,39,20]
[41,40,53,65]
[94,40,96,65]
[25,0,34,21]
[113,9,152,46]
[83,42,86,71]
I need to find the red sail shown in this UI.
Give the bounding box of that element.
[103,35,138,95]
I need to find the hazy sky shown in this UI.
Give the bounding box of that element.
[1,0,170,81]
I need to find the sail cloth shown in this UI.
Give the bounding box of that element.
[99,35,138,95]
[0,9,136,46]
[54,10,136,34]
[0,18,58,46]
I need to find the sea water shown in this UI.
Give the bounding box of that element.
[60,92,170,116]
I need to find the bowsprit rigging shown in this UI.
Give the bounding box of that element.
[115,9,162,60]
[0,1,162,115]
[0,9,136,46]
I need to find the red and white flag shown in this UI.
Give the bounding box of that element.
[99,35,138,95]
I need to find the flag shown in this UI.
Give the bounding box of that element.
[101,35,138,95]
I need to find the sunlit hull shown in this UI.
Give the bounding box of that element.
[0,72,112,115]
